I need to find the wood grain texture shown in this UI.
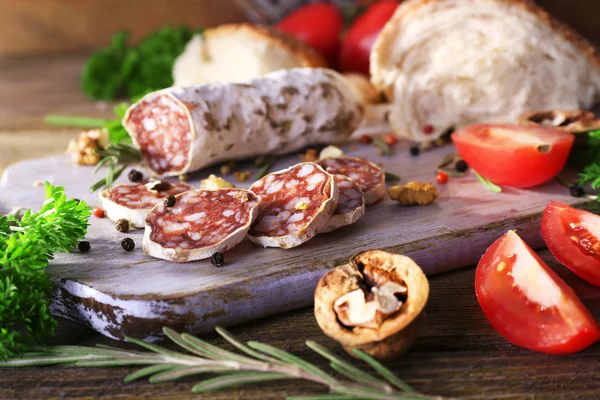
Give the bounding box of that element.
[0,0,245,55]
[2,254,600,400]
[0,142,592,342]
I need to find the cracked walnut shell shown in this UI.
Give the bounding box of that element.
[314,250,429,360]
[66,129,109,165]
[388,181,438,206]
[519,110,600,134]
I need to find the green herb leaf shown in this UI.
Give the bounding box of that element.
[373,139,393,156]
[472,170,502,193]
[81,26,203,101]
[192,372,290,392]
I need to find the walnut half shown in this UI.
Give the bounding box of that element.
[314,250,429,360]
[66,129,109,165]
[519,110,600,133]
[388,181,438,206]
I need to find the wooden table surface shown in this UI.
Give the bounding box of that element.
[3,54,600,400]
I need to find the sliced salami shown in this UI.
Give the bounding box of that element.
[100,180,194,228]
[123,68,363,177]
[143,188,260,262]
[318,157,385,205]
[248,162,338,249]
[321,174,365,233]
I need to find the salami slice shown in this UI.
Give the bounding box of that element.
[248,162,338,249]
[100,180,194,228]
[321,174,365,233]
[143,188,260,262]
[123,68,363,177]
[318,157,385,205]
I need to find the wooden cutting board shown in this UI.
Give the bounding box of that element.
[0,142,591,341]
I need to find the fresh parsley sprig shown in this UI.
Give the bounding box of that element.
[0,326,450,399]
[0,183,91,360]
[578,130,600,190]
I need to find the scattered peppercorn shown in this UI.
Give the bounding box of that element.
[423,125,434,135]
[128,169,143,182]
[409,145,420,156]
[436,172,449,184]
[115,218,130,233]
[570,184,585,198]
[92,207,105,218]
[78,241,91,252]
[455,160,468,173]
[359,134,373,144]
[146,180,172,192]
[383,134,398,146]
[211,252,225,267]
[121,237,135,252]
[164,194,177,207]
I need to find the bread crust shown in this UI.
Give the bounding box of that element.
[371,0,600,95]
[204,23,327,69]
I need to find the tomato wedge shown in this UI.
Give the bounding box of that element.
[475,230,600,354]
[451,124,574,188]
[542,201,600,287]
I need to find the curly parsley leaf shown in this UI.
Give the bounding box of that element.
[0,183,91,360]
[81,26,202,101]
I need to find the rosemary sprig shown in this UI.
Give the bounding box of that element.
[472,170,502,193]
[0,327,452,400]
[373,139,393,156]
[89,143,142,192]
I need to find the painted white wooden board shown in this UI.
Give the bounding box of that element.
[0,142,590,341]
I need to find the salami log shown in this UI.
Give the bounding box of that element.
[318,157,385,205]
[99,180,194,228]
[123,68,364,177]
[248,162,338,249]
[143,188,260,262]
[321,175,365,233]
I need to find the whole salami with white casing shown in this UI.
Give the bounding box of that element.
[248,162,339,249]
[123,68,364,177]
[100,180,194,228]
[143,188,260,262]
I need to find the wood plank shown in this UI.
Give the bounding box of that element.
[0,0,246,55]
[0,141,591,342]
[2,254,600,399]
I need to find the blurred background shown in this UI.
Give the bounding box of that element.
[0,0,598,55]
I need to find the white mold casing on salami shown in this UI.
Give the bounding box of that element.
[99,181,194,228]
[248,162,339,249]
[318,157,385,205]
[123,68,364,177]
[321,174,365,233]
[143,188,260,262]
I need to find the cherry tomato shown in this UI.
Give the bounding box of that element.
[92,207,105,218]
[383,133,398,145]
[436,172,448,184]
[277,3,344,65]
[542,201,600,287]
[339,0,399,75]
[476,230,600,354]
[359,134,373,144]
[451,124,574,188]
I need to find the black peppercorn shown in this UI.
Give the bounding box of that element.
[128,169,143,182]
[211,252,225,267]
[409,145,420,156]
[164,194,177,207]
[121,237,135,252]
[455,160,468,173]
[570,184,585,198]
[78,241,91,252]
[115,218,130,233]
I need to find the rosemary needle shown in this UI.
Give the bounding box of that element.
[0,326,451,400]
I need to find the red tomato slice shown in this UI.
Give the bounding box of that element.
[475,230,600,354]
[451,124,574,188]
[542,201,600,287]
[339,0,399,75]
[277,3,344,65]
